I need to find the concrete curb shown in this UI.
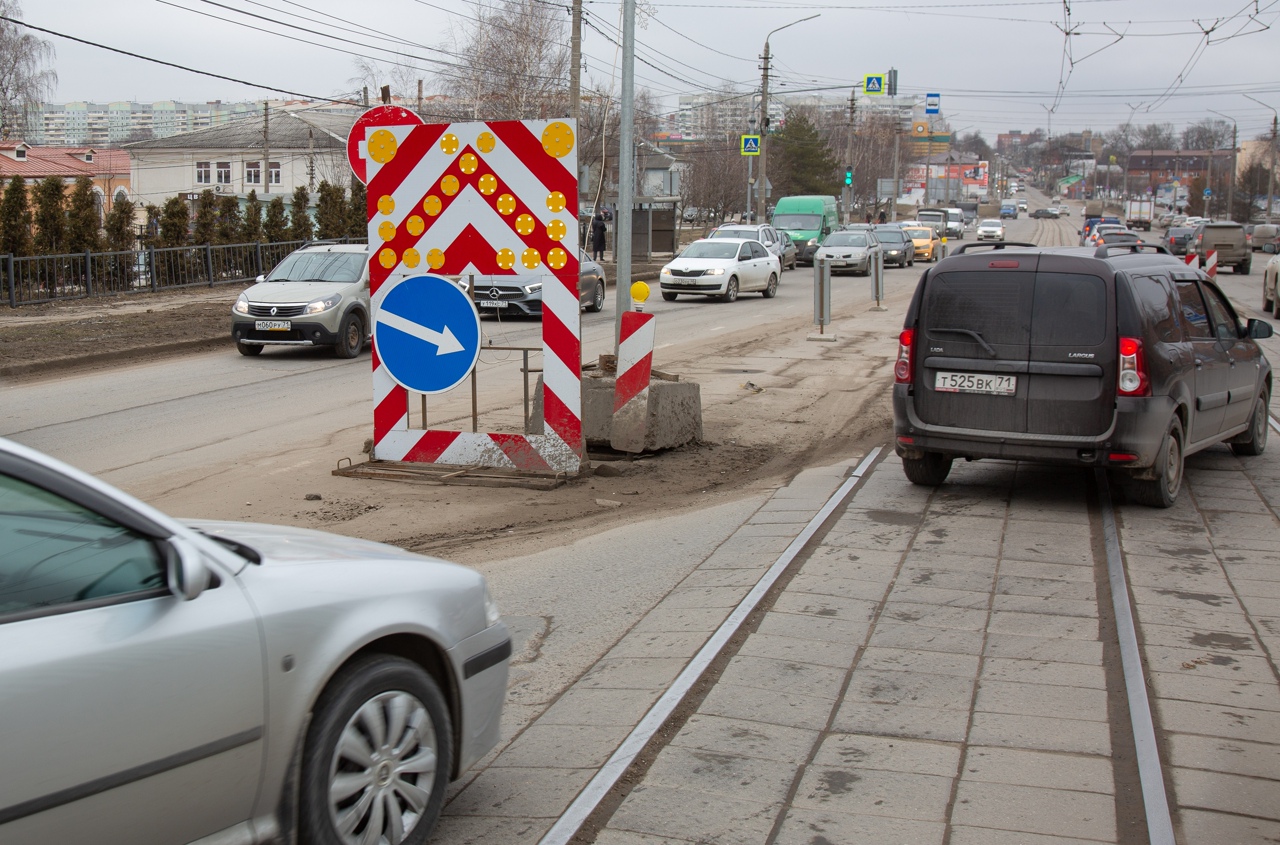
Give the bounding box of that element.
[0,335,232,380]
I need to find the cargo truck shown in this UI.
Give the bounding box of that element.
[1124,198,1154,231]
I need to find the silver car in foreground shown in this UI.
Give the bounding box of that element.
[0,437,509,845]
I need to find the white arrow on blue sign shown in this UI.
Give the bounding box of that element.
[373,274,481,395]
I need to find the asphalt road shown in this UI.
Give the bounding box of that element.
[5,192,1277,843]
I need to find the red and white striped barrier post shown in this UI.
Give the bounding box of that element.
[1205,249,1218,278]
[1185,254,1197,267]
[612,283,656,453]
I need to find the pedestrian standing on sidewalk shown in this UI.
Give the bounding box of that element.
[591,211,607,262]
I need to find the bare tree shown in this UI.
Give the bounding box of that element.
[0,0,56,139]
[435,0,569,120]
[1134,122,1177,151]
[1181,118,1233,152]
[348,55,427,109]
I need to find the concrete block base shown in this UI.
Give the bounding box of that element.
[531,373,703,451]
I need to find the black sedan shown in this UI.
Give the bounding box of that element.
[1029,208,1060,219]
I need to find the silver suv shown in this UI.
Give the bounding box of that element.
[232,243,370,358]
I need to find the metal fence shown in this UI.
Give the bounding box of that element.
[3,238,362,308]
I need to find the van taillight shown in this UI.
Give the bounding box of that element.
[1117,337,1150,396]
[895,329,915,384]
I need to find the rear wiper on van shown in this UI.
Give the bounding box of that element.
[931,327,997,357]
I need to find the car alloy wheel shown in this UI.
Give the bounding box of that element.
[301,656,450,845]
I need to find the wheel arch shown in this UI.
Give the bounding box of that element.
[272,632,464,840]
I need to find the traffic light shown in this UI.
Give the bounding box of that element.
[844,167,853,186]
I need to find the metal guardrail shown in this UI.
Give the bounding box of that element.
[3,238,361,307]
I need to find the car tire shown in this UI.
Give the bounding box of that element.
[902,452,953,486]
[661,291,678,302]
[335,313,363,359]
[1265,282,1274,314]
[298,655,451,845]
[586,280,605,313]
[236,340,263,356]
[762,273,778,299]
[720,277,739,303]
[1231,389,1269,457]
[1129,417,1184,508]
[1240,259,1252,275]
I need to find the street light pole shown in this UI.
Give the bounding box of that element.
[1208,109,1237,221]
[1245,95,1278,224]
[746,115,756,222]
[755,14,818,223]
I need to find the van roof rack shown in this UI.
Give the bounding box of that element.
[1093,243,1170,258]
[951,242,1037,255]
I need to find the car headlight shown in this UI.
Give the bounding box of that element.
[303,294,341,315]
[483,583,501,628]
[523,282,543,295]
[807,238,818,246]
[661,268,672,275]
[233,293,249,315]
[704,267,725,275]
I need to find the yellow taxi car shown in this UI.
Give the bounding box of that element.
[902,225,941,263]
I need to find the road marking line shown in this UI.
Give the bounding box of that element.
[537,447,883,845]
[1269,414,1280,435]
[1095,470,1176,845]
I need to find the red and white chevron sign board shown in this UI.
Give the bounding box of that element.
[611,311,656,454]
[1204,249,1218,278]
[348,112,583,473]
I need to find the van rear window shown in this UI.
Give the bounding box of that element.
[925,271,1105,348]
[925,271,1034,346]
[1030,273,1106,346]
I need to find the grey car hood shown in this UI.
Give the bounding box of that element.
[244,280,355,303]
[185,519,457,568]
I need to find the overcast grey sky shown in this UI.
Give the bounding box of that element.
[22,0,1280,142]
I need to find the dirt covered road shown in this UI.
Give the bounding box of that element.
[0,279,906,566]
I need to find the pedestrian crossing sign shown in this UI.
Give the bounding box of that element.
[741,134,760,156]
[864,74,885,95]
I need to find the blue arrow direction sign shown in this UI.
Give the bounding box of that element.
[1203,188,1213,197]
[374,274,481,395]
[741,134,760,156]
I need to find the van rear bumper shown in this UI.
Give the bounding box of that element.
[892,387,1175,468]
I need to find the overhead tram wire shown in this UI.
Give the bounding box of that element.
[0,15,360,105]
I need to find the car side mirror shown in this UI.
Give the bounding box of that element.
[255,274,266,283]
[167,536,211,601]
[1265,243,1276,254]
[1248,318,1274,340]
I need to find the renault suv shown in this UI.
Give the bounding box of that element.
[231,243,370,358]
[893,242,1273,507]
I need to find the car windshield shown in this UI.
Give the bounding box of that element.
[266,251,365,283]
[875,230,906,243]
[903,228,931,239]
[980,220,1001,227]
[825,233,868,247]
[772,214,821,230]
[709,229,753,239]
[681,241,740,259]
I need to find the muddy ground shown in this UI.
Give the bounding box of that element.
[0,282,897,566]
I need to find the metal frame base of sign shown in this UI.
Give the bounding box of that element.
[332,458,568,490]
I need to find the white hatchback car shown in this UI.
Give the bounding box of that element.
[976,219,1006,241]
[660,238,781,302]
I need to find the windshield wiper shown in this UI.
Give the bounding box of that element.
[931,327,997,357]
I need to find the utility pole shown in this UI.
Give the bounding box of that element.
[614,0,636,348]
[1264,115,1274,226]
[307,128,315,192]
[844,90,855,225]
[262,102,270,195]
[755,41,771,224]
[569,0,582,121]
[754,16,818,225]
[891,99,901,221]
